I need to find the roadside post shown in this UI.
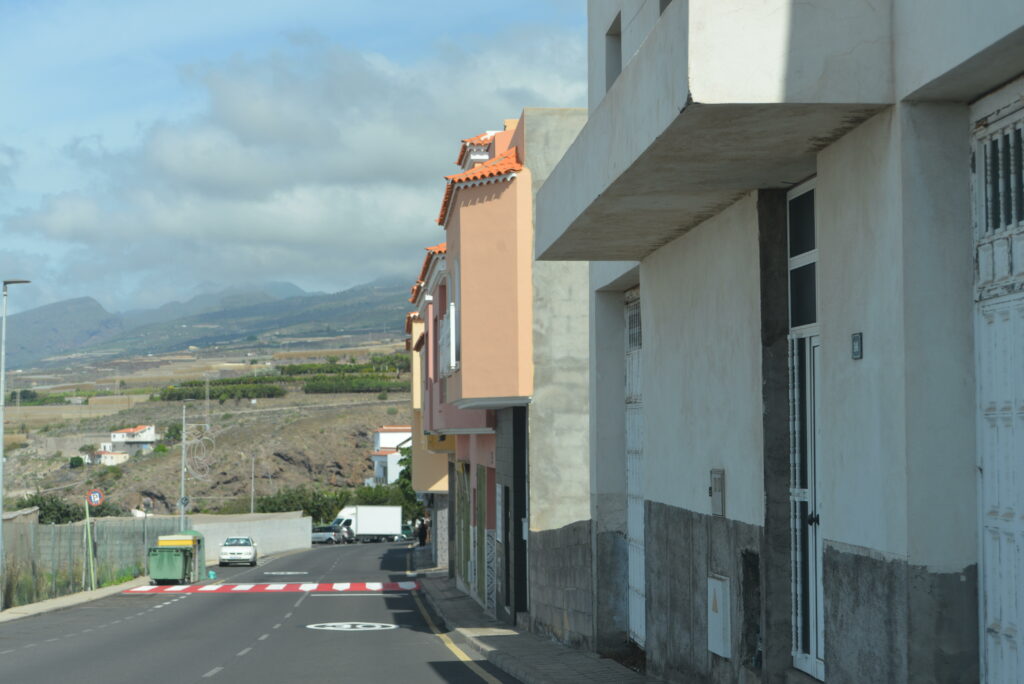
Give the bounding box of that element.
[85,488,104,591]
[142,497,153,573]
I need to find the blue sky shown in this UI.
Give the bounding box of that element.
[0,0,586,313]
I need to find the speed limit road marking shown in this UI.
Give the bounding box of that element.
[306,622,398,631]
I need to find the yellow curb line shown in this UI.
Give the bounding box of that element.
[407,545,500,684]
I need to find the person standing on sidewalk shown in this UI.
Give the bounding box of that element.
[417,518,428,546]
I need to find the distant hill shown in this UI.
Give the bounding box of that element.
[6,297,123,368]
[6,279,410,369]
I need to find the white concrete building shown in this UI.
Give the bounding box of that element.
[368,427,410,485]
[93,450,130,467]
[536,2,1024,683]
[102,425,157,455]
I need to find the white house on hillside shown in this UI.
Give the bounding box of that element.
[100,425,157,456]
[368,426,411,486]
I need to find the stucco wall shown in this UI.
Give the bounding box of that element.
[816,109,909,559]
[449,177,532,403]
[640,193,765,526]
[190,512,311,563]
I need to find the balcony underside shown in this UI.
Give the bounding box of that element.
[451,395,530,410]
[538,101,884,262]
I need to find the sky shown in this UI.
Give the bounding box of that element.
[0,0,587,314]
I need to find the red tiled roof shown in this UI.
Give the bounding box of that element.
[113,425,150,434]
[437,147,522,226]
[370,449,397,457]
[455,132,494,166]
[410,243,447,302]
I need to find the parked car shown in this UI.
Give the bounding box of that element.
[218,536,258,566]
[311,525,343,544]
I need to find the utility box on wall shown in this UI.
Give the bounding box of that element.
[708,574,731,658]
[710,468,725,517]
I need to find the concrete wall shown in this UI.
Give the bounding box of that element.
[646,502,763,684]
[641,194,765,525]
[189,512,311,563]
[528,520,593,649]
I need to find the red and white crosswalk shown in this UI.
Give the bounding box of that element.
[125,581,420,594]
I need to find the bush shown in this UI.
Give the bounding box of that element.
[69,456,84,468]
[377,392,388,400]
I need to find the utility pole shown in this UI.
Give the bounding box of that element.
[0,279,30,612]
[178,403,187,531]
[250,453,255,514]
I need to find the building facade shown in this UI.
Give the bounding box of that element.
[410,109,591,639]
[536,1,1024,683]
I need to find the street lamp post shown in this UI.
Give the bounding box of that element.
[0,279,30,612]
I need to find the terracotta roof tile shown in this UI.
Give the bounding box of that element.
[437,147,522,226]
[455,132,494,165]
[410,243,447,302]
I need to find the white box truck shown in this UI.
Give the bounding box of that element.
[332,505,402,542]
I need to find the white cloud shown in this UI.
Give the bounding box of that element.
[4,29,586,312]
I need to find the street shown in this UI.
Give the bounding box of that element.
[0,541,518,684]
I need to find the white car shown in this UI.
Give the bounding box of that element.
[218,536,258,566]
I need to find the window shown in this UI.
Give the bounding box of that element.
[605,13,622,92]
[787,186,817,329]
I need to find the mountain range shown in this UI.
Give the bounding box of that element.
[5,278,411,369]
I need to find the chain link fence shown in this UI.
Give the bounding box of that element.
[2,516,181,609]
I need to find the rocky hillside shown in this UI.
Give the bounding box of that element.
[5,392,412,515]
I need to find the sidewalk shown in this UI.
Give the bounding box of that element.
[413,545,660,684]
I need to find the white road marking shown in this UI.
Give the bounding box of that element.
[165,585,189,592]
[398,581,418,590]
[284,612,292,618]
[0,649,14,654]
[237,648,251,656]
[265,583,287,591]
[299,583,318,592]
[258,634,269,641]
[198,585,222,592]
[332,583,350,592]
[128,586,156,592]
[231,584,255,591]
[112,619,122,624]
[273,623,281,629]
[82,628,94,632]
[23,643,37,648]
[202,667,223,678]
[365,582,383,591]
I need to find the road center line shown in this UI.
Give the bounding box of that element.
[202,667,223,678]
[284,612,292,619]
[0,649,13,655]
[258,634,269,641]
[237,648,251,656]
[273,623,281,629]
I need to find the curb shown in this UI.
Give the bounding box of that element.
[0,575,150,624]
[0,547,309,624]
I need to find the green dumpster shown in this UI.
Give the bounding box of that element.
[148,531,205,584]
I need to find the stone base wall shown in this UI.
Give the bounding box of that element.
[824,541,978,684]
[528,519,593,649]
[645,501,764,684]
[433,494,449,568]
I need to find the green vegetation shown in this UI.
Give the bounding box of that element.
[255,486,352,524]
[159,383,285,401]
[280,352,409,376]
[69,456,84,468]
[303,375,408,394]
[7,493,127,524]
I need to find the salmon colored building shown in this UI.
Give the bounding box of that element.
[410,109,590,638]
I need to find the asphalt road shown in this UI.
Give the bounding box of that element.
[0,541,519,684]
